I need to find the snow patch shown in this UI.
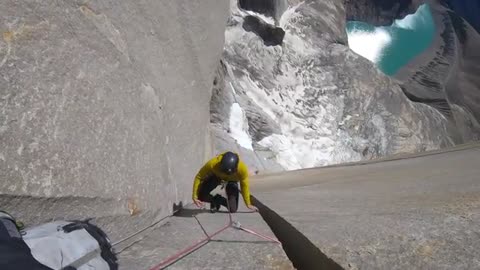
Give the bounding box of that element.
[393,12,417,30]
[229,103,254,150]
[240,75,278,121]
[347,28,391,63]
[245,10,275,25]
[283,32,316,56]
[236,70,347,170]
[393,4,430,30]
[279,2,303,28]
[259,133,336,170]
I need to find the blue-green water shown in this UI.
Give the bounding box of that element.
[346,4,436,76]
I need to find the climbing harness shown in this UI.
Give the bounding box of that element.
[149,190,281,270]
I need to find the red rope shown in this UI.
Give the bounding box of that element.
[237,226,281,244]
[149,223,230,270]
[149,187,280,270]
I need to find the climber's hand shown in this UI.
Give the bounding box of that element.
[193,199,204,208]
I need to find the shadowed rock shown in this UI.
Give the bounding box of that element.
[239,0,276,17]
[252,196,345,270]
[243,16,285,46]
[345,0,421,26]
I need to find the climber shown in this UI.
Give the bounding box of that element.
[192,151,258,213]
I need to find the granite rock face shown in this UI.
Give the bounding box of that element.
[213,0,454,170]
[0,0,229,225]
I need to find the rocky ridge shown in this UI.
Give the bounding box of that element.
[212,0,456,171]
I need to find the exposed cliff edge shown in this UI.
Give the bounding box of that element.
[0,0,229,232]
[394,1,480,142]
[345,0,480,142]
[212,0,454,171]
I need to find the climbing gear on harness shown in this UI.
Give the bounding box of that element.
[0,211,24,230]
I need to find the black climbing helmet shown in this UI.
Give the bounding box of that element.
[220,152,239,175]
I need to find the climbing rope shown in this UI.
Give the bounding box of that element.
[149,188,280,270]
[112,210,180,248]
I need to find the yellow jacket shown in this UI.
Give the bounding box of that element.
[192,152,251,206]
